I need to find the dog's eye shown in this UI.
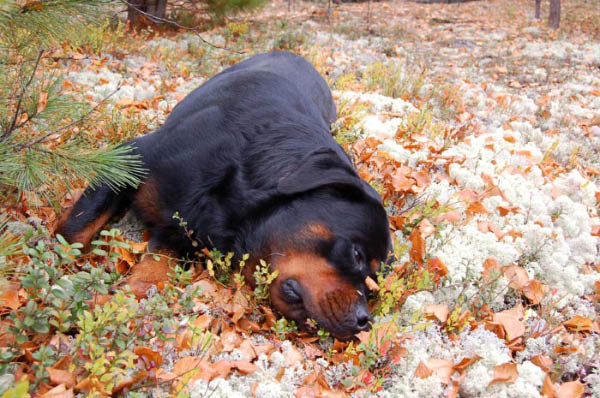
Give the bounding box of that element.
[353,245,365,266]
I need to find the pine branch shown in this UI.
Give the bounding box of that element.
[1,50,43,141]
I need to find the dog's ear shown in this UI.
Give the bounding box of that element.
[277,147,364,195]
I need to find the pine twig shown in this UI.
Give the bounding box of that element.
[16,84,122,150]
[1,50,44,142]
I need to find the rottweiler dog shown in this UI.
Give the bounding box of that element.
[57,51,391,340]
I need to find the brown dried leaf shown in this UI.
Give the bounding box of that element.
[134,346,163,366]
[425,304,449,323]
[391,172,415,192]
[0,285,21,310]
[523,280,547,305]
[231,360,259,375]
[492,313,524,341]
[173,356,202,376]
[426,359,454,383]
[453,356,481,373]
[482,258,501,283]
[409,228,425,265]
[365,276,380,292]
[542,375,557,398]
[556,380,584,398]
[284,345,304,367]
[488,362,518,386]
[40,384,73,398]
[46,368,75,387]
[531,354,552,372]
[221,329,242,352]
[563,315,594,332]
[414,360,433,379]
[502,265,530,290]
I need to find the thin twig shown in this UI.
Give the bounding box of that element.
[15,84,122,150]
[1,50,44,142]
[119,0,245,54]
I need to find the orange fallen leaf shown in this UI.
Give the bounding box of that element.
[231,360,259,375]
[542,375,557,398]
[409,228,425,265]
[173,356,202,376]
[466,201,489,219]
[40,384,74,398]
[46,368,75,387]
[426,359,454,383]
[523,280,547,305]
[502,265,529,290]
[482,258,501,282]
[425,304,449,323]
[365,276,380,292]
[414,360,433,379]
[453,356,481,373]
[392,172,415,192]
[134,346,163,366]
[220,329,242,352]
[531,354,552,372]
[563,315,595,332]
[284,344,304,367]
[488,362,518,386]
[556,380,584,398]
[492,312,524,341]
[0,285,21,310]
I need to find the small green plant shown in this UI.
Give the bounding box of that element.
[271,317,298,339]
[317,327,330,341]
[91,228,131,263]
[253,259,278,302]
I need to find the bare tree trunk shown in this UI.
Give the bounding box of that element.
[127,0,168,25]
[549,0,560,29]
[534,0,541,19]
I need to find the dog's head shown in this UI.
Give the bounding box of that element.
[255,147,391,340]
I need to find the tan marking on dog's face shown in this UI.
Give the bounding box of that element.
[370,258,381,276]
[303,223,333,240]
[269,251,362,340]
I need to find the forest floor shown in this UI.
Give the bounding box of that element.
[2,0,600,397]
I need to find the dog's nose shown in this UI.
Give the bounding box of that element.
[354,303,373,332]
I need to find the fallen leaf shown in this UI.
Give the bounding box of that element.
[414,360,433,379]
[488,362,518,386]
[409,228,425,265]
[134,346,163,367]
[502,265,530,290]
[425,304,449,323]
[46,368,75,387]
[0,284,21,310]
[426,359,453,383]
[563,315,595,332]
[283,344,304,367]
[365,276,380,291]
[492,313,524,341]
[542,375,557,398]
[523,280,547,305]
[453,356,481,373]
[556,380,584,398]
[40,384,73,398]
[482,258,501,282]
[231,360,259,374]
[173,356,202,376]
[531,354,552,372]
